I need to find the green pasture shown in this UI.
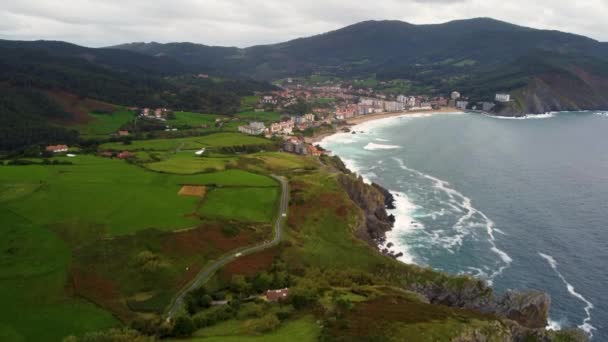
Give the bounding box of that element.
[235,111,281,123]
[0,156,276,236]
[75,108,134,138]
[0,208,118,342]
[240,95,260,112]
[169,112,225,128]
[100,133,272,152]
[181,315,320,342]
[200,186,279,223]
[144,152,236,174]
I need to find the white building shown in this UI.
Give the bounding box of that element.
[495,93,511,102]
[303,113,315,122]
[451,91,461,100]
[456,100,469,110]
[397,95,408,103]
[238,121,266,135]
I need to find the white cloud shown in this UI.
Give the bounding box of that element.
[0,0,606,47]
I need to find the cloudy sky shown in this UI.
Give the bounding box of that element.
[1,0,607,47]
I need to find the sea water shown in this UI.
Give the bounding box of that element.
[320,111,608,339]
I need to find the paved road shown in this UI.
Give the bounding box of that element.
[166,175,288,319]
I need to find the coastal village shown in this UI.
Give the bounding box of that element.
[45,78,512,158]
[234,78,512,156]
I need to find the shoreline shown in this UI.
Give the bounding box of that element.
[308,107,462,144]
[316,107,464,264]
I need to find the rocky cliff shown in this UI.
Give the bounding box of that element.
[334,161,588,341]
[494,64,608,117]
[337,174,395,247]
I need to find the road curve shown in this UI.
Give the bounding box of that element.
[166,175,288,319]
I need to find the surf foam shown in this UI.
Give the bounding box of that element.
[485,113,555,120]
[390,157,513,285]
[364,142,402,150]
[539,253,596,337]
[383,191,423,264]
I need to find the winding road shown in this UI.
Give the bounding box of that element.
[166,175,288,319]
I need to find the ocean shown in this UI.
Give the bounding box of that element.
[320,111,608,339]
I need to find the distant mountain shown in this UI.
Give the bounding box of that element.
[113,18,608,115]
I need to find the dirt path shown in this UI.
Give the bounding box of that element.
[166,175,288,319]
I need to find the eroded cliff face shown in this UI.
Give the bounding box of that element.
[337,174,395,247]
[495,68,608,116]
[335,167,588,342]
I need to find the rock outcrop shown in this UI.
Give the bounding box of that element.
[337,174,394,246]
[334,158,588,341]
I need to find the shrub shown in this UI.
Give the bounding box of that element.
[245,314,280,334]
[171,316,195,337]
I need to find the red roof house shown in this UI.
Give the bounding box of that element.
[265,288,290,302]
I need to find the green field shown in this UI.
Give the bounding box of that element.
[236,111,281,123]
[0,152,282,340]
[75,109,134,138]
[180,316,320,342]
[0,156,276,236]
[101,133,273,152]
[168,112,226,128]
[200,187,279,223]
[0,208,118,341]
[144,152,236,174]
[240,95,260,112]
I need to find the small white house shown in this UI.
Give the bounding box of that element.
[495,93,511,102]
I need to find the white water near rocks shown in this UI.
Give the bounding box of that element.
[320,111,606,339]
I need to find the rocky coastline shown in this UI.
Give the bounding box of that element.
[327,156,588,341]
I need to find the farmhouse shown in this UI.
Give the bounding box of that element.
[117,151,134,160]
[265,288,290,302]
[46,145,69,153]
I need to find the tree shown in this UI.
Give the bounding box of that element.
[171,316,195,337]
[230,275,251,294]
[253,272,273,292]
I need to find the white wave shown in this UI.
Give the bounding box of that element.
[539,253,596,337]
[383,191,423,264]
[547,319,565,331]
[594,111,608,117]
[349,111,463,134]
[319,132,359,147]
[375,138,390,142]
[485,113,555,120]
[391,157,513,284]
[364,142,402,150]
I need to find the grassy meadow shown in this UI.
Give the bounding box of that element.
[101,133,273,152]
[75,108,134,138]
[169,112,225,128]
[181,315,320,342]
[0,145,282,340]
[235,111,281,123]
[200,187,279,223]
[144,152,237,174]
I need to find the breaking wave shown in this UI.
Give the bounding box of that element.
[388,158,512,285]
[539,253,596,337]
[485,113,555,120]
[364,143,402,150]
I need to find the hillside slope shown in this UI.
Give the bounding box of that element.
[113,18,608,115]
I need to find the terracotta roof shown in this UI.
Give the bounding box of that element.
[265,288,290,302]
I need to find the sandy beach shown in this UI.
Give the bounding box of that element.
[308,107,463,143]
[345,106,462,125]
